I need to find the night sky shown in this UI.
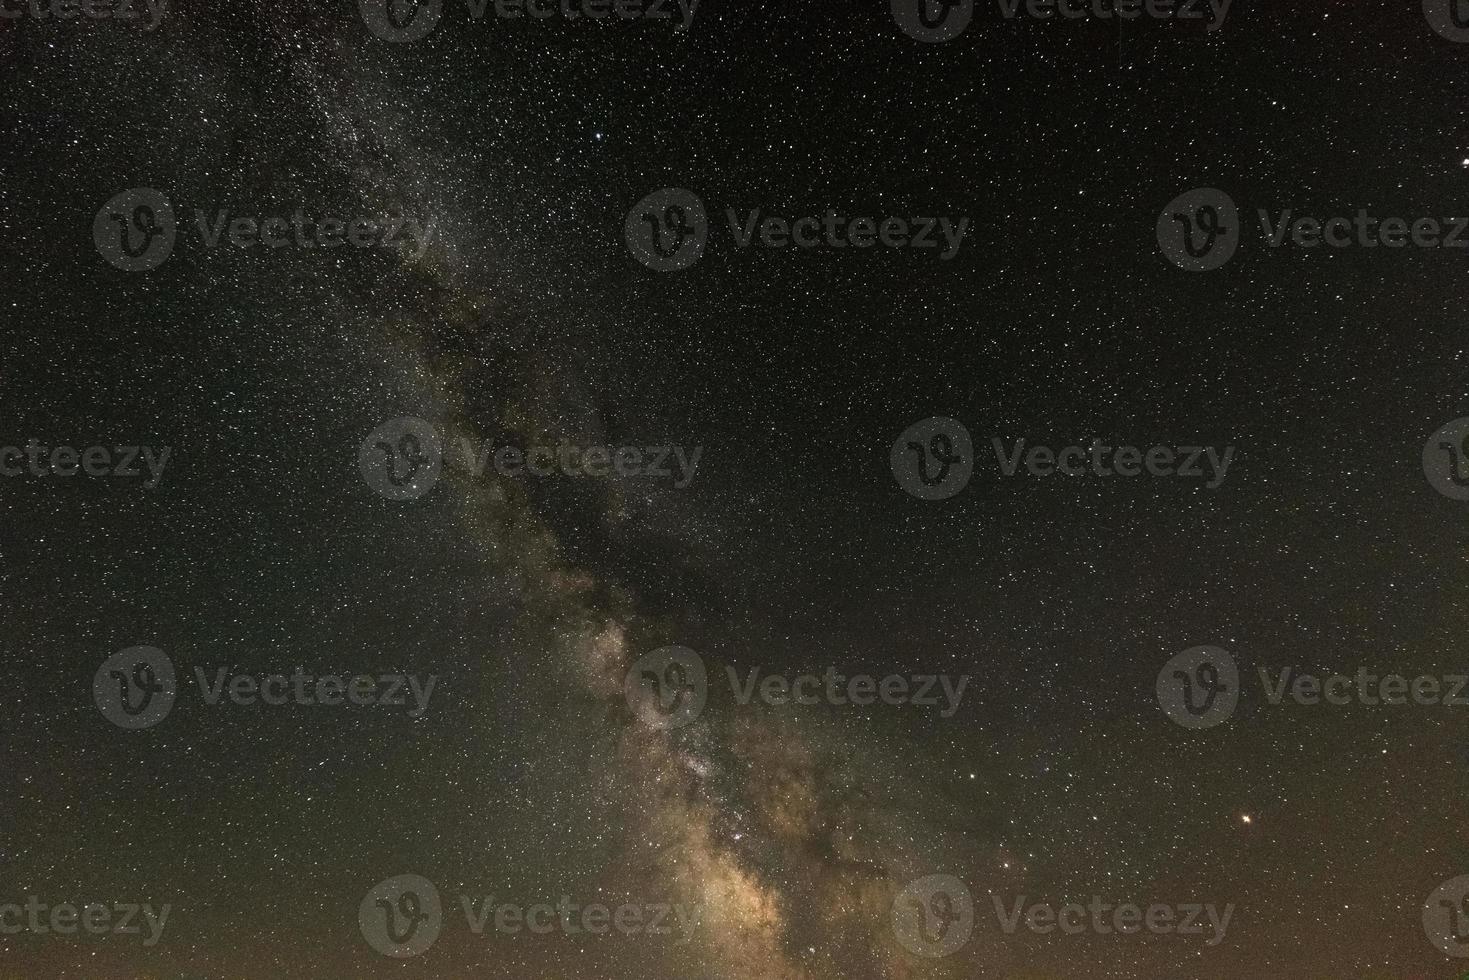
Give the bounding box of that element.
[3,0,1469,977]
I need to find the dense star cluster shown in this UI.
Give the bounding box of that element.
[2,1,1469,978]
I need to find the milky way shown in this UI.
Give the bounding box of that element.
[4,1,1469,978]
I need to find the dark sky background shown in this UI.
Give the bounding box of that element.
[2,0,1469,977]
